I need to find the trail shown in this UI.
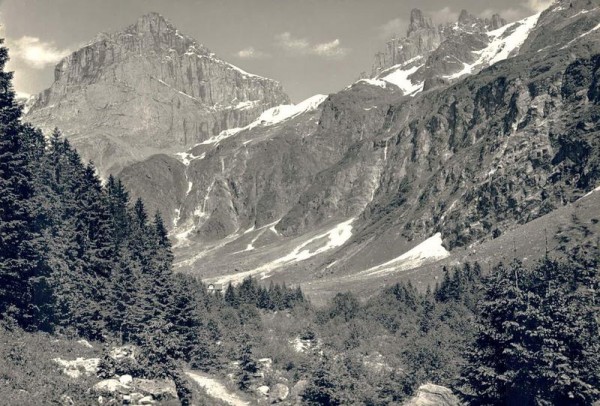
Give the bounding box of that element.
[186,371,251,406]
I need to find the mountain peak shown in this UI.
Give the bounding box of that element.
[458,9,476,24]
[409,9,434,33]
[129,11,177,35]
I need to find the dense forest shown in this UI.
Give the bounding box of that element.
[1,38,599,405]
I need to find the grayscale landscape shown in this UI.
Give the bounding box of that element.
[0,0,598,405]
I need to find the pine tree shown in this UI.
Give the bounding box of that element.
[0,41,46,328]
[236,336,258,391]
[458,257,600,405]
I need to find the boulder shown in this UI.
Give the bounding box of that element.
[291,380,308,397]
[93,379,131,395]
[138,396,155,405]
[77,339,93,348]
[53,357,100,378]
[120,374,133,385]
[269,383,289,403]
[403,383,461,406]
[257,385,270,397]
[133,378,177,400]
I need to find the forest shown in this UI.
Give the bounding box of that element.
[0,39,599,405]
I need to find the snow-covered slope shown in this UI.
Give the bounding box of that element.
[444,12,542,80]
[360,8,543,96]
[194,94,328,146]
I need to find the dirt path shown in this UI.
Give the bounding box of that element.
[186,371,251,406]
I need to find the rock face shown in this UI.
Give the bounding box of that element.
[403,383,461,406]
[369,8,517,95]
[114,1,600,294]
[25,12,289,177]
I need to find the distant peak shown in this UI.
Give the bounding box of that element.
[409,9,434,33]
[131,11,176,34]
[138,11,168,24]
[458,9,476,24]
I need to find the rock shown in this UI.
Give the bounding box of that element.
[257,385,270,396]
[92,379,131,395]
[120,374,133,385]
[129,393,144,404]
[138,396,155,405]
[257,357,273,373]
[403,383,461,406]
[133,378,177,400]
[53,357,100,378]
[269,383,289,403]
[290,380,308,401]
[109,345,136,361]
[59,394,74,405]
[24,12,289,179]
[77,339,93,348]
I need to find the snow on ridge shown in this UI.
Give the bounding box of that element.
[174,151,205,166]
[356,78,388,88]
[199,94,328,146]
[212,217,355,285]
[444,12,542,80]
[379,64,424,95]
[359,233,450,277]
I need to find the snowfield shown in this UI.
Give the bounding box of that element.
[444,12,542,80]
[358,233,450,277]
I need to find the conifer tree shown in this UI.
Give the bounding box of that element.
[0,41,45,327]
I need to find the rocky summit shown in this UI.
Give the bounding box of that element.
[101,0,600,302]
[24,12,289,177]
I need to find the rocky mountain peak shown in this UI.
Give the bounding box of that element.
[489,14,506,30]
[409,9,434,33]
[25,12,290,177]
[457,9,475,25]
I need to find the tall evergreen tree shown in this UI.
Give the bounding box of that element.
[0,41,46,328]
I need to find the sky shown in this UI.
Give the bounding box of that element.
[0,0,553,103]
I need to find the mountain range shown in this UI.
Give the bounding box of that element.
[23,0,600,302]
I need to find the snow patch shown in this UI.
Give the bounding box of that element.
[444,12,541,80]
[357,78,387,88]
[174,151,205,166]
[379,64,424,95]
[213,218,355,285]
[359,233,450,277]
[199,94,328,146]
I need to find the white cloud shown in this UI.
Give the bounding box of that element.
[275,32,349,58]
[236,46,270,59]
[377,18,407,39]
[431,7,460,25]
[527,0,555,12]
[313,39,348,57]
[8,36,70,69]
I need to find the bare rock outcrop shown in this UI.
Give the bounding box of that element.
[403,383,461,406]
[25,12,289,177]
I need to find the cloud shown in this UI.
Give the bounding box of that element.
[8,36,70,69]
[275,32,349,58]
[431,7,461,24]
[236,46,270,59]
[526,0,555,12]
[377,18,407,39]
[313,39,348,57]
